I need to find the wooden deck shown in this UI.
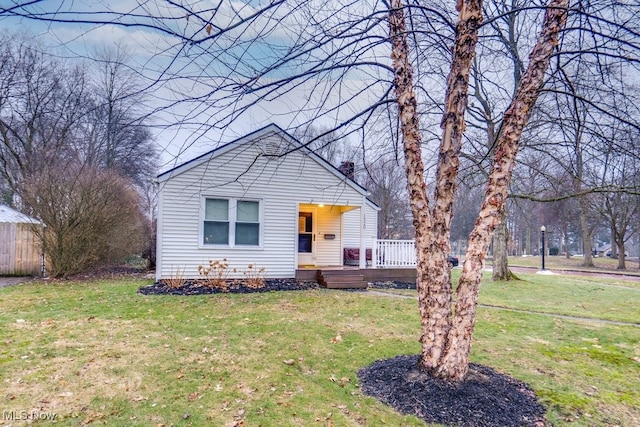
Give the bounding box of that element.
[296,266,417,289]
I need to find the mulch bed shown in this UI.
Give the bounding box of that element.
[358,355,547,427]
[138,278,319,295]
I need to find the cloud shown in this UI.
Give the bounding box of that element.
[45,24,174,58]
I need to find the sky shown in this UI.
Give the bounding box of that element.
[0,1,396,172]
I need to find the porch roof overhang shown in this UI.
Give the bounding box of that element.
[298,198,379,212]
[298,202,359,213]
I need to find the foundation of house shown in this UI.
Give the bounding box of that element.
[296,267,417,288]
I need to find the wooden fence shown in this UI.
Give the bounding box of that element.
[0,222,42,276]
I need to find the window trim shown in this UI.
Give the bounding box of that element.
[201,196,263,249]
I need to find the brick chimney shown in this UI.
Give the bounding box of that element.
[338,161,355,180]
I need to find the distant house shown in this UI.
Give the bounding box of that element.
[156,124,379,280]
[0,204,42,276]
[593,244,611,257]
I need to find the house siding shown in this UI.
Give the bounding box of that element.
[157,130,372,280]
[342,203,378,249]
[315,206,342,266]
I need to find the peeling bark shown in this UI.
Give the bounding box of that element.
[426,0,484,370]
[389,0,483,373]
[388,0,438,368]
[388,0,568,382]
[438,0,569,381]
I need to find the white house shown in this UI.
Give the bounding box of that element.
[156,124,379,280]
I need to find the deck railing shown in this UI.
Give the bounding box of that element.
[373,239,416,268]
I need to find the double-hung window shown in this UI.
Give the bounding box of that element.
[235,200,260,245]
[203,199,230,245]
[203,197,261,247]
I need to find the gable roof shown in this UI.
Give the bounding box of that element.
[158,124,377,206]
[0,204,41,224]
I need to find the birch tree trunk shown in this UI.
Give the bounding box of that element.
[389,0,483,373]
[388,0,441,370]
[438,0,568,380]
[389,0,568,382]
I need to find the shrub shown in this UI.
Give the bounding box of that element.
[243,264,266,289]
[21,164,147,277]
[197,259,232,291]
[162,267,186,288]
[196,260,266,290]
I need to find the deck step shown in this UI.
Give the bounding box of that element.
[317,269,367,289]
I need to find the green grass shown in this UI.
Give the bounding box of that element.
[1,276,639,426]
[480,273,640,323]
[505,254,640,276]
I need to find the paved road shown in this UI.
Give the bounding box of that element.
[508,265,640,281]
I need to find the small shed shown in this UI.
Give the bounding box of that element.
[0,204,42,276]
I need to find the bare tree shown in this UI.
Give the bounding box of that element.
[363,155,413,239]
[600,128,640,269]
[81,44,158,188]
[21,161,146,277]
[465,0,545,280]
[0,34,158,193]
[390,0,568,380]
[0,33,158,273]
[6,0,640,382]
[509,0,640,267]
[0,34,87,200]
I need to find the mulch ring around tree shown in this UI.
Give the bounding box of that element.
[358,355,547,427]
[138,279,320,295]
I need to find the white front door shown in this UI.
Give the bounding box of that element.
[298,208,316,265]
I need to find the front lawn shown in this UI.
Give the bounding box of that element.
[505,255,640,276]
[0,275,638,426]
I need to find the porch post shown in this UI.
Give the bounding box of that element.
[359,199,366,269]
[371,239,377,268]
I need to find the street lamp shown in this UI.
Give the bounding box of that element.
[540,225,546,271]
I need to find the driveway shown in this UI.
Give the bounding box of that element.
[0,277,32,289]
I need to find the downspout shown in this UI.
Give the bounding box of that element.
[359,196,367,269]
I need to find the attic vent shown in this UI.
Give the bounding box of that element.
[257,140,287,157]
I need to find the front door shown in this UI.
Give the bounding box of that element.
[298,208,316,265]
